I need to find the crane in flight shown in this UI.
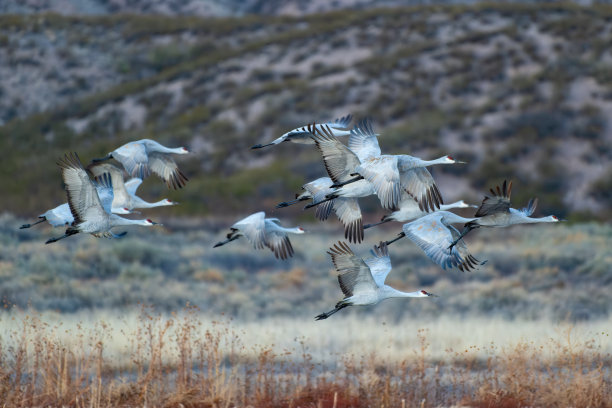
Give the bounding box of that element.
[251,114,352,149]
[384,211,486,272]
[315,241,436,320]
[448,180,561,250]
[332,118,464,212]
[276,177,364,243]
[364,197,476,229]
[88,162,178,210]
[91,139,189,189]
[45,153,160,244]
[213,212,305,260]
[20,172,133,229]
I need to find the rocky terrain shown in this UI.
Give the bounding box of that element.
[0,3,611,219]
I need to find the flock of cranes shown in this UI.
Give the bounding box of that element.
[220,115,560,319]
[20,139,188,243]
[21,117,560,320]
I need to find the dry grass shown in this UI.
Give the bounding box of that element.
[0,306,610,407]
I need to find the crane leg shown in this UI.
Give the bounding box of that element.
[19,217,46,229]
[91,154,112,163]
[330,174,364,188]
[251,142,275,149]
[276,197,309,208]
[383,232,406,246]
[315,303,350,320]
[45,229,79,244]
[213,235,239,248]
[364,218,392,230]
[304,194,337,209]
[448,225,478,251]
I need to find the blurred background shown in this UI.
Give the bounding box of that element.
[0,1,610,322]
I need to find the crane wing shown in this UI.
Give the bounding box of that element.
[88,162,130,208]
[44,203,74,227]
[475,180,512,217]
[357,155,401,210]
[233,212,266,249]
[305,178,335,221]
[363,241,392,287]
[124,178,143,196]
[311,124,362,183]
[328,241,377,297]
[112,142,150,179]
[333,197,363,243]
[518,197,538,216]
[264,227,294,260]
[402,213,479,271]
[400,167,443,212]
[348,118,381,161]
[448,225,487,272]
[326,113,353,129]
[148,152,188,189]
[57,153,108,226]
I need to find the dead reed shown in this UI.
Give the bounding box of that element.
[0,305,610,407]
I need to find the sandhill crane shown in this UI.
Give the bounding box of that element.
[45,153,160,244]
[88,162,178,210]
[448,180,560,249]
[91,139,189,189]
[384,211,486,272]
[277,177,364,243]
[213,211,305,260]
[364,199,477,229]
[315,241,436,320]
[334,118,464,212]
[305,124,377,211]
[251,114,352,149]
[20,176,133,229]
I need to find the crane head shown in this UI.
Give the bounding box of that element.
[445,155,466,164]
[163,198,178,206]
[420,290,438,297]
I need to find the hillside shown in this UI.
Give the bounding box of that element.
[1,3,611,219]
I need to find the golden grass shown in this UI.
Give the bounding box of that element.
[0,306,610,407]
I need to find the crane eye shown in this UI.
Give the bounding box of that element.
[447,155,454,160]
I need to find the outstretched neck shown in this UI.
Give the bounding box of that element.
[384,286,423,298]
[523,215,556,224]
[110,214,148,227]
[133,197,170,208]
[418,156,453,166]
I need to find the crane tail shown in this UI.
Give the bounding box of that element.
[315,303,350,321]
[20,217,46,229]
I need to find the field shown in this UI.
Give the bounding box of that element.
[1,215,611,406]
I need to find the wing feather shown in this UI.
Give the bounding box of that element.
[348,118,381,161]
[148,152,188,189]
[311,124,362,183]
[328,241,376,297]
[475,180,512,217]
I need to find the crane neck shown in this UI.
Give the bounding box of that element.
[109,214,149,227]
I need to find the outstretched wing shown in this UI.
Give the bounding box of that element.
[328,241,377,297]
[303,177,335,221]
[333,198,363,243]
[148,152,188,189]
[112,142,150,179]
[475,180,512,217]
[233,212,266,249]
[311,124,362,183]
[518,197,538,216]
[124,178,143,196]
[264,228,295,260]
[326,114,353,129]
[348,118,381,161]
[403,214,483,272]
[400,167,443,212]
[363,241,393,287]
[57,152,108,226]
[357,155,401,210]
[88,162,130,208]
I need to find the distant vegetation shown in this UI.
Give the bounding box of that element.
[0,3,611,219]
[2,213,610,320]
